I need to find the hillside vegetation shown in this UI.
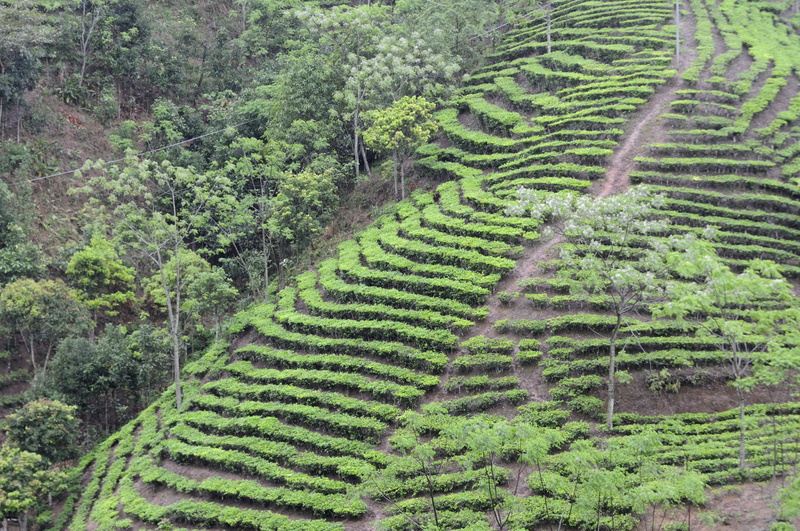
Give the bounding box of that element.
[3,0,800,530]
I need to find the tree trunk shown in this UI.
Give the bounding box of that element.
[43,343,54,374]
[262,228,270,303]
[159,247,182,410]
[20,513,28,531]
[606,313,622,430]
[196,43,209,99]
[546,5,552,54]
[423,463,440,528]
[738,387,747,470]
[19,330,35,369]
[393,149,399,199]
[353,105,360,180]
[172,321,182,409]
[675,0,680,66]
[400,156,405,200]
[79,0,100,88]
[360,140,371,177]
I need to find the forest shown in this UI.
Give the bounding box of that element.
[1,0,800,529]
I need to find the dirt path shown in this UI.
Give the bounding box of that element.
[592,95,670,198]
[592,3,697,198]
[467,233,564,340]
[471,14,698,340]
[441,8,699,413]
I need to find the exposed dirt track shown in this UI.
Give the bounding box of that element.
[593,92,672,198]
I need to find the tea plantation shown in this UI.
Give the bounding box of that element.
[56,0,800,529]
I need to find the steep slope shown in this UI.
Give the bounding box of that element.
[56,1,800,530]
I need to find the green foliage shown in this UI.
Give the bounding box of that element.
[509,186,674,428]
[37,325,167,429]
[193,391,387,444]
[12,2,800,530]
[364,96,439,199]
[4,398,80,464]
[230,304,448,373]
[143,248,236,334]
[0,445,66,522]
[268,167,338,261]
[76,152,242,407]
[135,453,366,517]
[777,473,800,524]
[238,344,439,389]
[223,358,422,408]
[654,241,800,469]
[0,180,41,284]
[444,375,519,394]
[66,233,136,320]
[275,286,457,353]
[461,336,514,355]
[496,291,519,304]
[0,0,56,111]
[0,277,90,370]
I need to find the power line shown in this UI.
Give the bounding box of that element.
[12,118,259,185]
[468,7,547,41]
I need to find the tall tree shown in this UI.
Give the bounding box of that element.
[0,180,41,284]
[75,0,104,87]
[363,95,438,200]
[298,4,457,180]
[394,0,501,64]
[142,249,237,343]
[41,326,153,429]
[76,152,239,408]
[297,3,389,180]
[215,137,286,301]
[508,187,670,429]
[653,240,800,470]
[267,167,338,281]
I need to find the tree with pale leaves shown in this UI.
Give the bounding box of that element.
[75,152,240,409]
[298,5,458,180]
[508,186,672,429]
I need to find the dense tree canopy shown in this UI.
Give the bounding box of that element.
[0,278,90,371]
[4,398,80,465]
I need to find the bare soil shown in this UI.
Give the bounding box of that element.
[689,481,799,530]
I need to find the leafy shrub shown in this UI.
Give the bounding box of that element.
[461,336,514,355]
[567,395,603,417]
[517,402,571,427]
[497,291,519,304]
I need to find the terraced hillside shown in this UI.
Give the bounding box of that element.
[57,1,800,530]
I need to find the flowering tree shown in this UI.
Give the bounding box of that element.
[297,5,457,180]
[508,186,671,428]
